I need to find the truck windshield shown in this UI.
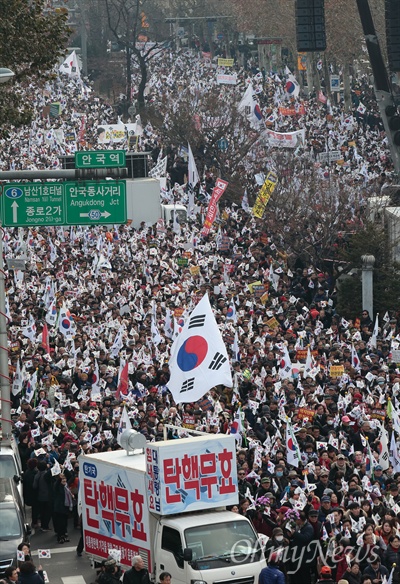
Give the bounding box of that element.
[184,519,261,566]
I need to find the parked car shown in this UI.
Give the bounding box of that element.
[0,477,31,575]
[0,439,24,502]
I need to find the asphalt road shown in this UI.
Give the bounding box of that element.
[30,522,96,584]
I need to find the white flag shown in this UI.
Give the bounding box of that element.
[46,298,58,326]
[241,189,250,212]
[303,347,314,378]
[148,155,168,178]
[284,67,300,98]
[286,421,301,468]
[377,422,390,471]
[226,301,237,323]
[59,50,81,79]
[151,315,163,346]
[110,325,125,358]
[168,294,233,403]
[238,84,263,129]
[369,314,379,349]
[22,315,36,342]
[279,344,293,379]
[188,143,199,188]
[390,431,400,473]
[164,308,174,339]
[58,304,75,340]
[12,361,23,396]
[232,331,240,362]
[117,406,132,446]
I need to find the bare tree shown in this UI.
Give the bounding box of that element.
[104,0,168,112]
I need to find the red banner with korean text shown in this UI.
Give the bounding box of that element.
[201,179,228,236]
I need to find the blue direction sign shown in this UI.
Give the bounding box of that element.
[1,181,126,226]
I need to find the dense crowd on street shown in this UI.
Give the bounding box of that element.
[0,46,400,584]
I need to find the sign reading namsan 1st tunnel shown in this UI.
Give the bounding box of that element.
[1,180,127,226]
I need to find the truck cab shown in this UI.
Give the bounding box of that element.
[155,511,264,584]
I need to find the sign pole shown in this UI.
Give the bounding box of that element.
[0,225,11,444]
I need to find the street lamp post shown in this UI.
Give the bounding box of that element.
[0,67,14,445]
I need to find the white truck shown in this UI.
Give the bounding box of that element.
[80,431,266,584]
[126,178,187,229]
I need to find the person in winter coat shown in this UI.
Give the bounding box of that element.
[17,561,44,584]
[264,528,288,575]
[363,556,389,584]
[22,459,39,528]
[52,474,73,543]
[259,552,285,584]
[383,535,400,584]
[287,511,315,584]
[96,558,123,584]
[32,461,52,531]
[342,562,362,584]
[122,555,151,584]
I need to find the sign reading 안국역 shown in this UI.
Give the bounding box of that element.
[75,150,126,169]
[1,181,127,227]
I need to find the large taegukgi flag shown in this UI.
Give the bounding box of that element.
[168,294,233,403]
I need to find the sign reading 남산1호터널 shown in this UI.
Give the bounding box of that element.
[1,181,127,227]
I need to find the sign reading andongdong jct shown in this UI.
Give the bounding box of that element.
[1,180,127,226]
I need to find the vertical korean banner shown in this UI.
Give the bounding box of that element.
[81,456,151,570]
[201,179,228,236]
[252,171,278,219]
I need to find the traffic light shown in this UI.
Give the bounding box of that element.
[386,0,400,71]
[296,0,326,52]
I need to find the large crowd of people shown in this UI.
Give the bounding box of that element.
[0,45,400,584]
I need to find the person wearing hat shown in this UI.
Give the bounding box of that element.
[315,469,336,500]
[264,527,288,563]
[318,495,333,522]
[329,453,354,482]
[317,566,336,584]
[255,476,273,499]
[259,551,285,584]
[123,555,151,584]
[97,556,123,584]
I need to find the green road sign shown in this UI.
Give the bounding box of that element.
[64,180,126,225]
[75,150,126,169]
[1,181,126,227]
[2,183,65,227]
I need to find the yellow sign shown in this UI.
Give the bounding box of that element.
[298,52,307,71]
[264,317,279,329]
[189,266,200,276]
[252,171,279,219]
[330,365,344,378]
[218,58,234,67]
[247,280,263,293]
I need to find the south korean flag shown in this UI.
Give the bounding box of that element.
[168,294,233,403]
